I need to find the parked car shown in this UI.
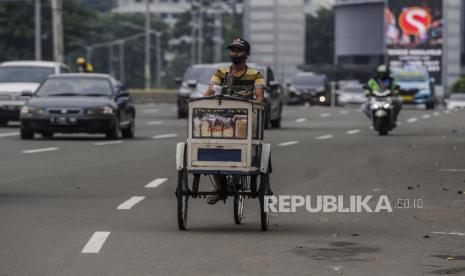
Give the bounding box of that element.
[287,72,331,106]
[391,67,436,109]
[446,93,465,109]
[0,61,69,125]
[175,64,215,118]
[336,83,366,106]
[20,73,135,140]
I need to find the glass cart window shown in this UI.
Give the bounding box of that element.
[192,108,248,139]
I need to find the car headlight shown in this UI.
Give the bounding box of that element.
[319,96,326,102]
[20,106,45,115]
[383,103,391,109]
[372,104,380,109]
[85,106,115,115]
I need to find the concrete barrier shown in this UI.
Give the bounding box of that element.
[129,89,177,104]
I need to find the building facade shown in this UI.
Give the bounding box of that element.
[243,0,306,82]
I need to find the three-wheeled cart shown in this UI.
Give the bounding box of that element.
[175,95,272,231]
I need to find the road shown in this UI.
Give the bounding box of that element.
[1,103,464,275]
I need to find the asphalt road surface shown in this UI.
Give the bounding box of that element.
[1,103,465,275]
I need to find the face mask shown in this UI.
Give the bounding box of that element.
[230,55,246,64]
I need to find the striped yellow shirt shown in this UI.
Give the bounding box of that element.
[210,66,266,99]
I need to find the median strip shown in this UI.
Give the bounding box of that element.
[117,196,146,210]
[145,178,168,188]
[22,147,59,154]
[81,231,111,254]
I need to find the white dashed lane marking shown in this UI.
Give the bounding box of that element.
[339,110,350,115]
[146,121,164,126]
[117,196,146,210]
[444,110,451,114]
[315,135,334,140]
[431,231,465,237]
[346,129,360,135]
[0,132,19,138]
[143,108,159,114]
[421,114,431,119]
[433,112,441,117]
[145,178,168,188]
[94,141,123,146]
[152,133,178,139]
[81,231,111,254]
[278,141,299,147]
[440,169,465,173]
[22,147,59,154]
[319,113,331,118]
[407,117,418,123]
[295,118,307,123]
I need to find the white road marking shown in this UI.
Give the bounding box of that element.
[433,112,441,116]
[145,178,168,188]
[444,110,451,114]
[319,113,331,118]
[369,125,374,130]
[316,134,334,140]
[407,117,418,123]
[295,117,307,123]
[94,140,123,146]
[117,196,146,210]
[421,114,431,119]
[346,129,360,135]
[440,169,465,173]
[431,231,465,237]
[0,132,19,138]
[278,141,299,147]
[81,231,111,254]
[22,147,59,154]
[152,133,178,139]
[339,110,350,115]
[396,121,402,126]
[143,108,159,114]
[146,121,164,126]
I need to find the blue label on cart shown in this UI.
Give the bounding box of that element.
[197,149,241,162]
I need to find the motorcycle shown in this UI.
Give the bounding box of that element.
[368,90,397,136]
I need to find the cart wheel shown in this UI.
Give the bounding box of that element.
[234,194,244,224]
[176,168,189,231]
[259,171,271,231]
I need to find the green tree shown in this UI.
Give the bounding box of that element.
[451,77,465,93]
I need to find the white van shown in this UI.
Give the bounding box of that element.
[0,61,70,125]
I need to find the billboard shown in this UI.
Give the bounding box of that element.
[385,0,443,84]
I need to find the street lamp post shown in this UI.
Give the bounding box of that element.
[145,0,151,91]
[35,0,41,60]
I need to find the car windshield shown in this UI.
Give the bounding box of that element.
[393,72,428,82]
[0,66,54,83]
[293,75,324,86]
[183,66,209,82]
[36,78,113,97]
[198,67,220,84]
[342,86,363,93]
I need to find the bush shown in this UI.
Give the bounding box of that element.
[451,77,465,93]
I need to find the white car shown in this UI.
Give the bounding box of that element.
[336,83,366,105]
[0,61,69,125]
[446,93,465,110]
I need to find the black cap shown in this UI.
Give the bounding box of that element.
[226,38,251,54]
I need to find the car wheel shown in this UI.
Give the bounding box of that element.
[106,118,121,140]
[177,108,187,119]
[270,105,282,128]
[122,116,135,138]
[20,128,34,140]
[426,101,435,110]
[41,132,54,139]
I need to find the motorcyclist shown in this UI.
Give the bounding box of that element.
[203,37,265,204]
[76,57,94,73]
[362,65,402,121]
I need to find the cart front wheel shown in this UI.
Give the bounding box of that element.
[259,171,271,231]
[176,168,189,230]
